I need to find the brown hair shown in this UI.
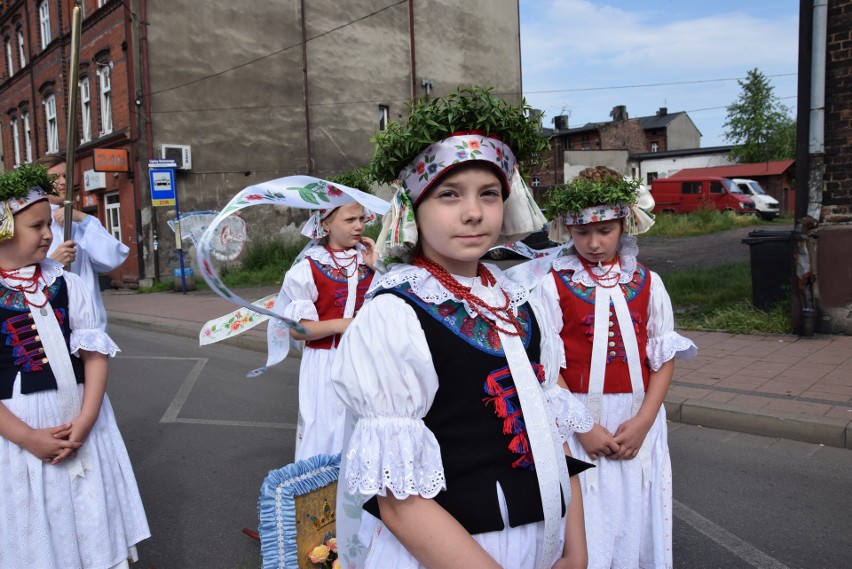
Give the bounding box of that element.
[36,154,65,168]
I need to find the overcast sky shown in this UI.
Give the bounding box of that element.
[518,0,800,147]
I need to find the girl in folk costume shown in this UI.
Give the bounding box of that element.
[282,199,380,460]
[537,166,697,569]
[195,176,389,461]
[0,165,149,569]
[330,87,595,569]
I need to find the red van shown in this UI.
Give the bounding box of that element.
[651,176,756,214]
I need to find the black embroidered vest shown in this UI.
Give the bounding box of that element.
[0,276,85,400]
[362,285,554,534]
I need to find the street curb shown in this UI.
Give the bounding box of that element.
[109,316,303,360]
[666,397,850,449]
[110,316,849,450]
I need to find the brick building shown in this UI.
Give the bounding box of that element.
[0,0,140,285]
[795,0,852,334]
[0,0,523,286]
[533,105,702,187]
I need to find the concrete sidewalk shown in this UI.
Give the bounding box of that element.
[102,287,852,450]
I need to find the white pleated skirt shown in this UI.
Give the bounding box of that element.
[567,393,673,569]
[294,346,346,461]
[0,381,150,569]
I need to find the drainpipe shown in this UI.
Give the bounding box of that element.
[140,0,160,282]
[300,0,313,174]
[794,0,827,336]
[124,0,145,280]
[408,0,416,99]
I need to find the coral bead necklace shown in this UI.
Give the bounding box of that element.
[413,255,522,336]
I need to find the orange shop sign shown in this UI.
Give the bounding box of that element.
[93,148,129,172]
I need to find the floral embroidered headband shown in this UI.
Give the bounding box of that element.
[542,167,655,241]
[399,133,516,204]
[0,163,56,241]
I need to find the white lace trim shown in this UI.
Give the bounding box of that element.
[368,264,529,319]
[544,384,595,439]
[552,235,639,287]
[281,298,318,323]
[345,416,446,500]
[303,244,365,265]
[647,331,697,371]
[70,328,120,357]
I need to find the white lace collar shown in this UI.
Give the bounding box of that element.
[552,235,639,287]
[303,244,365,265]
[0,259,64,305]
[369,262,529,319]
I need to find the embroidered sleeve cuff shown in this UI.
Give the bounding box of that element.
[647,331,698,371]
[344,416,446,500]
[282,299,318,323]
[71,328,120,357]
[545,384,594,438]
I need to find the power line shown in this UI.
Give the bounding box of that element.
[149,0,407,96]
[517,73,797,96]
[684,95,797,115]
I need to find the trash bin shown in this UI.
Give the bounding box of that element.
[741,230,793,310]
[173,267,196,292]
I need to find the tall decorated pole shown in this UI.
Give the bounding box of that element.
[63,2,83,244]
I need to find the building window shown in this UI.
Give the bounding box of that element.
[10,117,21,167]
[646,172,658,186]
[44,94,58,153]
[530,176,541,187]
[39,1,51,50]
[105,192,122,241]
[378,104,389,131]
[16,29,25,67]
[98,64,112,135]
[22,111,32,163]
[650,141,659,153]
[5,38,13,77]
[80,76,91,142]
[98,0,109,8]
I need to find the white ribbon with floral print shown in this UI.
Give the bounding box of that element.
[500,331,571,569]
[33,300,91,481]
[585,280,650,491]
[197,176,389,349]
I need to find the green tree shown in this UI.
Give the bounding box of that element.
[723,68,796,163]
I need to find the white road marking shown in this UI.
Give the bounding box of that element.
[674,500,792,569]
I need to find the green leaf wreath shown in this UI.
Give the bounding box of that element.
[0,163,58,201]
[369,86,549,184]
[541,176,641,219]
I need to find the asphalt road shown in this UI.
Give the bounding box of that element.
[105,324,851,569]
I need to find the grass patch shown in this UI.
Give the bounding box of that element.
[645,204,790,237]
[217,238,306,288]
[665,261,792,334]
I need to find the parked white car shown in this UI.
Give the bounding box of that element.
[732,178,781,220]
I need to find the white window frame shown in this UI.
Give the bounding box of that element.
[98,64,112,135]
[45,94,58,153]
[11,117,21,167]
[80,76,91,142]
[5,38,13,77]
[378,104,389,131]
[105,192,122,241]
[98,0,109,7]
[650,141,659,153]
[22,111,32,163]
[16,29,25,68]
[39,1,51,50]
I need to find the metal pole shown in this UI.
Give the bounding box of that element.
[63,3,82,246]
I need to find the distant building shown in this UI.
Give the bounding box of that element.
[0,0,523,285]
[534,105,702,187]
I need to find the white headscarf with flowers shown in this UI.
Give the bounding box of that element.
[376,133,547,262]
[196,176,389,375]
